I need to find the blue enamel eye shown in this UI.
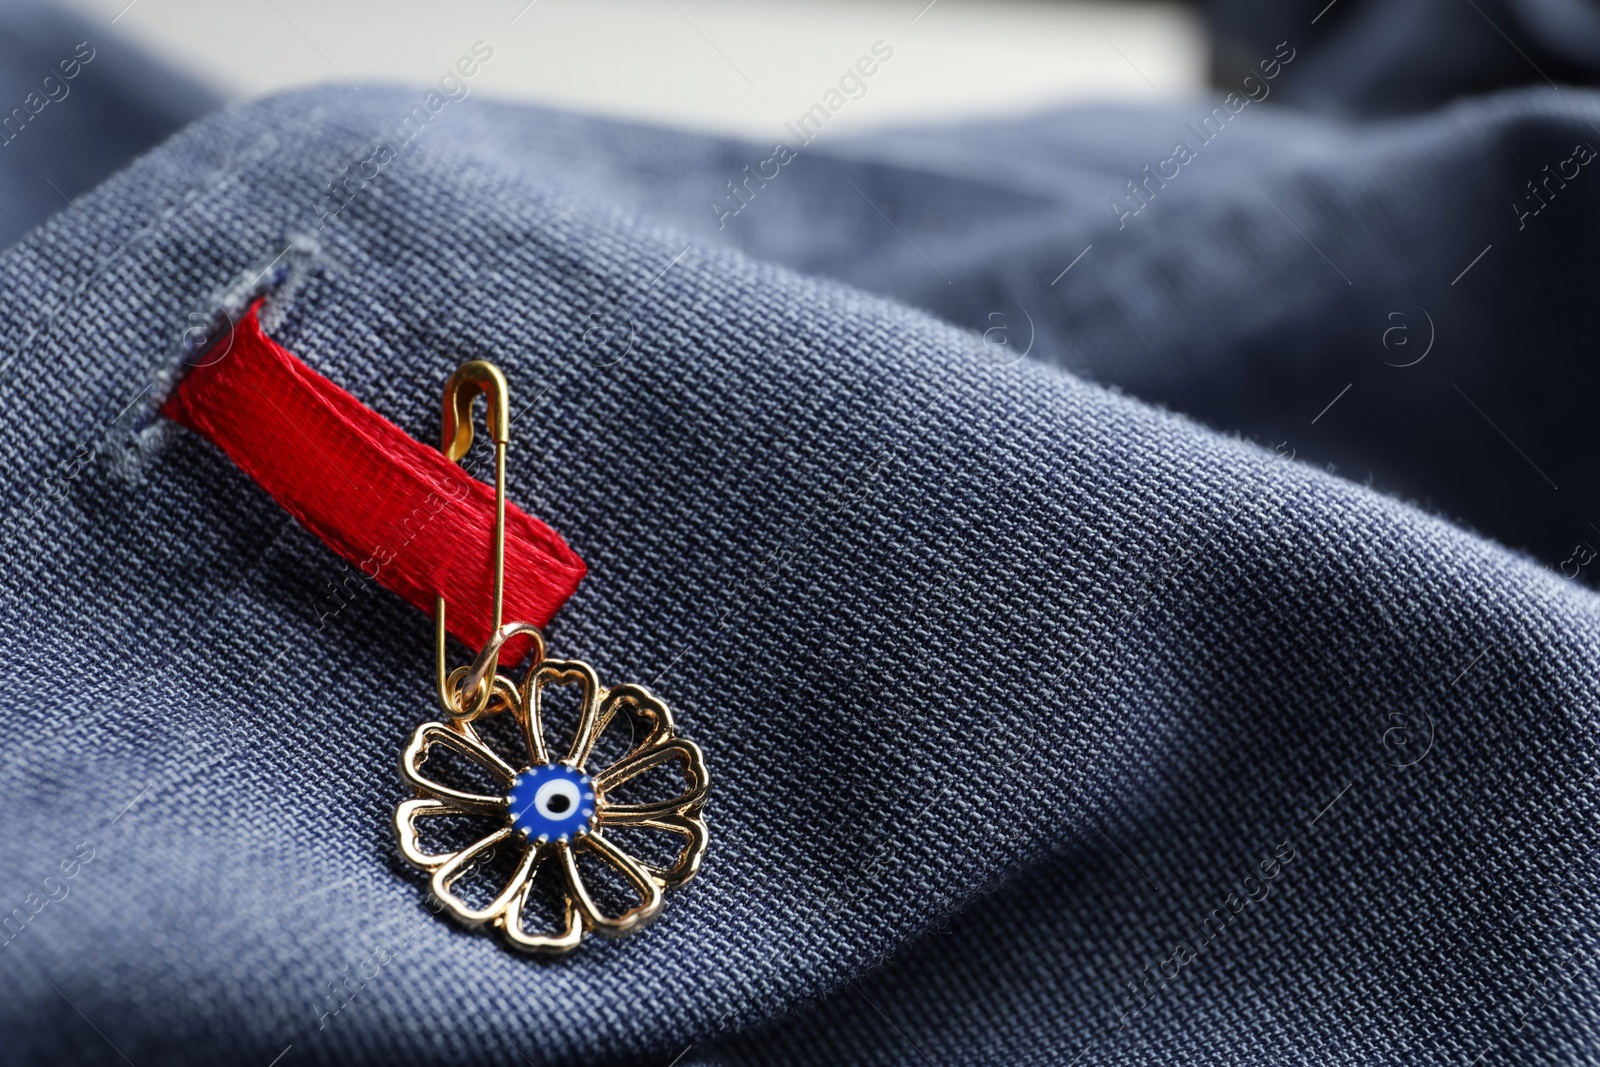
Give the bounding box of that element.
[507,764,596,844]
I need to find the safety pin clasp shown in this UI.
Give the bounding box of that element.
[436,360,514,720]
[440,360,509,460]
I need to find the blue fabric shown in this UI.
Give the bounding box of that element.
[0,1,219,250]
[1208,0,1600,116]
[2,8,1600,1067]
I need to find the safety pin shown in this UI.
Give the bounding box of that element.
[435,360,517,720]
[396,358,708,954]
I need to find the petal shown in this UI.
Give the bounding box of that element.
[400,721,516,814]
[501,848,585,955]
[561,833,664,935]
[429,826,536,928]
[594,811,709,888]
[394,797,502,870]
[575,683,676,770]
[594,738,710,818]
[518,659,600,768]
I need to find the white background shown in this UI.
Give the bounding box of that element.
[57,0,1205,137]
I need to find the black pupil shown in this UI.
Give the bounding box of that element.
[547,794,572,814]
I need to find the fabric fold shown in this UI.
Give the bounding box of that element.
[0,82,1595,1067]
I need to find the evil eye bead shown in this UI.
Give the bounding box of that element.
[536,777,581,819]
[507,764,597,844]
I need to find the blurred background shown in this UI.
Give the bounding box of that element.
[53,0,1209,135]
[47,0,1600,132]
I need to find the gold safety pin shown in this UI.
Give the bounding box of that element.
[436,360,512,721]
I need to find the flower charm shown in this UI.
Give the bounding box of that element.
[395,658,709,953]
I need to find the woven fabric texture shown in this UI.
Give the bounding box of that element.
[0,30,1597,1067]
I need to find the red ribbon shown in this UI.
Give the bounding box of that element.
[161,305,584,665]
